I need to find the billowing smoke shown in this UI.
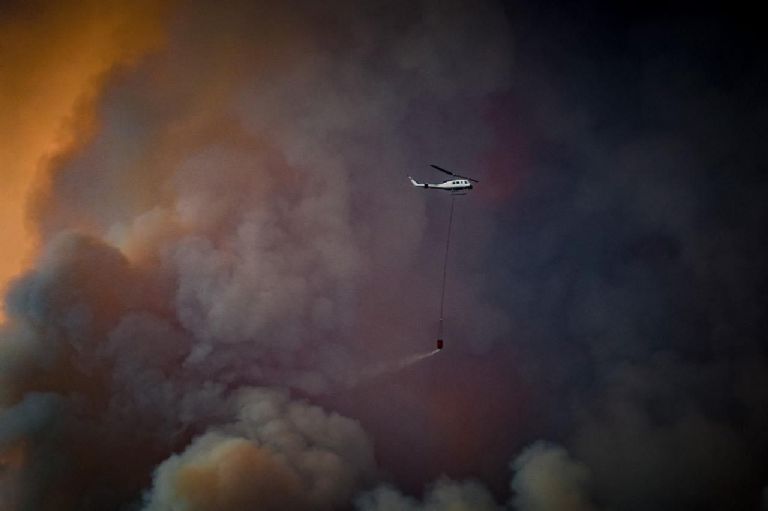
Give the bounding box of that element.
[143,387,375,511]
[2,0,767,510]
[1,0,515,509]
[510,442,595,511]
[0,0,171,314]
[358,479,502,511]
[357,442,595,511]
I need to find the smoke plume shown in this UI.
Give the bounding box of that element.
[0,0,171,317]
[2,0,767,510]
[0,0,515,509]
[143,387,375,511]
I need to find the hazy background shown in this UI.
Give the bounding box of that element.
[1,1,766,510]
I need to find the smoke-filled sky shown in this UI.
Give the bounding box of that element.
[1,1,766,510]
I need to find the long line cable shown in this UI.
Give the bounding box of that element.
[438,194,456,340]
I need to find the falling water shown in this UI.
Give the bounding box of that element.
[344,349,441,389]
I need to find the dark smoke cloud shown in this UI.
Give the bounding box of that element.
[486,3,768,510]
[2,0,767,510]
[1,0,517,509]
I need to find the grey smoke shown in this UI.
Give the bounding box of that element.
[143,387,376,511]
[1,0,517,508]
[356,441,595,511]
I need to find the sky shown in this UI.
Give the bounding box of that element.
[1,1,766,510]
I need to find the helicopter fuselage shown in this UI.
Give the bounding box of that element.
[409,177,473,191]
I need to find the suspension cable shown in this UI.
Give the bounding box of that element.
[437,195,456,340]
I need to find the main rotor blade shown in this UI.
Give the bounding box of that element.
[430,164,455,176]
[430,164,479,183]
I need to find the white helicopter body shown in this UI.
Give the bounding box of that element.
[409,176,473,191]
[409,164,478,194]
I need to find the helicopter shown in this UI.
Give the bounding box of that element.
[409,164,481,352]
[409,164,479,194]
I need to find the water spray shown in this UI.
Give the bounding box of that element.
[344,349,440,389]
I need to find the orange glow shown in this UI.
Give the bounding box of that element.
[0,0,172,321]
[175,440,305,511]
